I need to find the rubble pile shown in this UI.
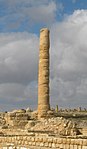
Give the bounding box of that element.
[0,117,6,126]
[27,117,80,136]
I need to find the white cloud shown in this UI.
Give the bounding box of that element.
[0,0,58,31]
[50,9,87,108]
[24,1,57,24]
[0,32,39,111]
[67,10,87,24]
[1,9,87,111]
[0,32,39,84]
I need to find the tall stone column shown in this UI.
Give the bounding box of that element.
[38,28,50,118]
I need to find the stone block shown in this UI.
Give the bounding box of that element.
[69,144,74,149]
[36,142,40,146]
[45,142,49,147]
[59,143,63,148]
[78,139,83,146]
[49,143,52,147]
[55,143,60,148]
[57,138,63,144]
[23,136,27,141]
[40,142,44,147]
[83,139,87,146]
[52,143,56,148]
[31,137,35,142]
[71,139,75,145]
[48,138,53,143]
[16,136,20,141]
[74,139,81,145]
[77,146,82,149]
[43,137,47,143]
[66,138,71,144]
[53,138,57,143]
[20,147,27,149]
[9,147,13,149]
[65,144,70,149]
[25,141,28,145]
[32,141,36,146]
[28,142,32,146]
[82,146,87,149]
[63,138,67,144]
[73,145,78,149]
[18,140,22,145]
[27,137,31,141]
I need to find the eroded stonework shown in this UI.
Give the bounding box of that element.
[0,108,87,148]
[38,28,50,118]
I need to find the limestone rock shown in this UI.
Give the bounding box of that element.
[31,110,38,119]
[25,120,35,129]
[29,117,80,136]
[26,107,33,112]
[0,117,6,126]
[14,109,26,113]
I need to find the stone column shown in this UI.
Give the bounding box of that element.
[38,28,50,118]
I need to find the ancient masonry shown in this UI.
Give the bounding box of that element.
[0,135,87,149]
[38,28,50,117]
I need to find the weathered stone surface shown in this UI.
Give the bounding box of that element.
[28,117,80,136]
[25,120,35,129]
[0,117,6,126]
[4,111,29,128]
[38,28,50,118]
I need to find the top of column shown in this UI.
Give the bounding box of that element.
[40,28,49,32]
[40,28,50,48]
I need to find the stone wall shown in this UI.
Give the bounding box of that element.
[4,111,29,129]
[0,135,87,149]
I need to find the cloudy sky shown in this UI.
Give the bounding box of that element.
[0,0,87,111]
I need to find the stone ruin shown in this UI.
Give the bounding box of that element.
[0,28,87,148]
[0,109,80,136]
[0,28,86,137]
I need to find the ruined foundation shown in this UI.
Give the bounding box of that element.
[38,28,50,118]
[0,135,87,149]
